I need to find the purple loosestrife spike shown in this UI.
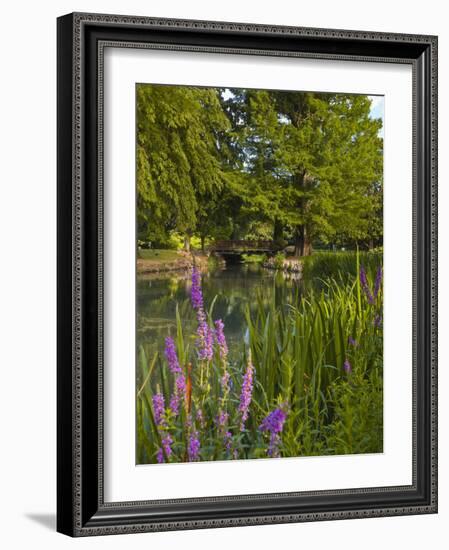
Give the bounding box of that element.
[170,374,186,415]
[196,320,214,361]
[190,268,214,361]
[152,392,165,427]
[359,265,374,305]
[348,336,358,347]
[164,336,181,374]
[221,371,230,395]
[214,319,228,360]
[259,408,287,434]
[224,431,233,455]
[216,410,232,455]
[268,433,282,458]
[169,374,186,416]
[374,266,383,299]
[190,267,204,318]
[239,352,255,431]
[359,265,368,288]
[206,324,214,357]
[259,408,288,458]
[188,429,200,461]
[156,433,173,464]
[176,373,186,396]
[374,314,383,328]
[169,394,179,416]
[196,408,206,429]
[217,410,229,427]
[343,359,352,373]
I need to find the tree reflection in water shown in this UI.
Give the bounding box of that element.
[136,263,302,386]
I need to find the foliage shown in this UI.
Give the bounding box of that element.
[136,85,230,243]
[242,91,383,254]
[274,252,286,269]
[301,249,382,287]
[137,85,383,253]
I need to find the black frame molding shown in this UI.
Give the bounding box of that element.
[57,12,438,537]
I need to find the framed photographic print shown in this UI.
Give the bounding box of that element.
[57,12,438,536]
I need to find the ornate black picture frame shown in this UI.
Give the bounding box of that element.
[57,12,438,537]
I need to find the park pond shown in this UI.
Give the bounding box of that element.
[137,261,302,379]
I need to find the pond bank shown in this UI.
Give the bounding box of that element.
[262,256,303,274]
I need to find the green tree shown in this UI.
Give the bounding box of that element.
[219,89,285,242]
[136,84,230,249]
[278,92,382,254]
[242,91,383,255]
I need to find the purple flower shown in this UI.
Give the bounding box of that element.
[176,373,186,395]
[188,429,200,461]
[348,336,358,347]
[268,432,282,458]
[190,267,214,361]
[196,408,206,429]
[259,407,288,458]
[217,409,229,427]
[196,320,214,361]
[156,433,173,463]
[216,410,233,456]
[224,431,233,455]
[259,408,287,435]
[360,266,374,305]
[239,353,255,431]
[169,395,179,416]
[221,371,230,395]
[374,314,383,328]
[164,336,181,374]
[214,319,228,360]
[190,267,204,316]
[152,392,165,427]
[343,359,352,373]
[169,374,186,416]
[374,266,382,299]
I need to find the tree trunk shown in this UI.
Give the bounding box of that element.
[292,170,313,256]
[303,234,312,256]
[200,235,206,253]
[294,225,312,256]
[273,218,283,241]
[184,234,191,252]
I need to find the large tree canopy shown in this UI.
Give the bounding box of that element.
[137,84,383,254]
[136,85,230,246]
[242,91,383,254]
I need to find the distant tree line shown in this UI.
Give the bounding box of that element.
[136,84,383,256]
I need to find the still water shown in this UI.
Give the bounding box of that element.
[137,262,302,368]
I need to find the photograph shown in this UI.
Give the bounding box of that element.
[53,8,437,538]
[135,84,385,465]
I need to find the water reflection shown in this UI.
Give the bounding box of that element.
[137,263,302,374]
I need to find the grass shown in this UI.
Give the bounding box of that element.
[136,251,383,464]
[138,249,181,263]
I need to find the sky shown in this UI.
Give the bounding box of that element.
[368,95,385,138]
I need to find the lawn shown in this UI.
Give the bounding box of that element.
[138,249,181,263]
